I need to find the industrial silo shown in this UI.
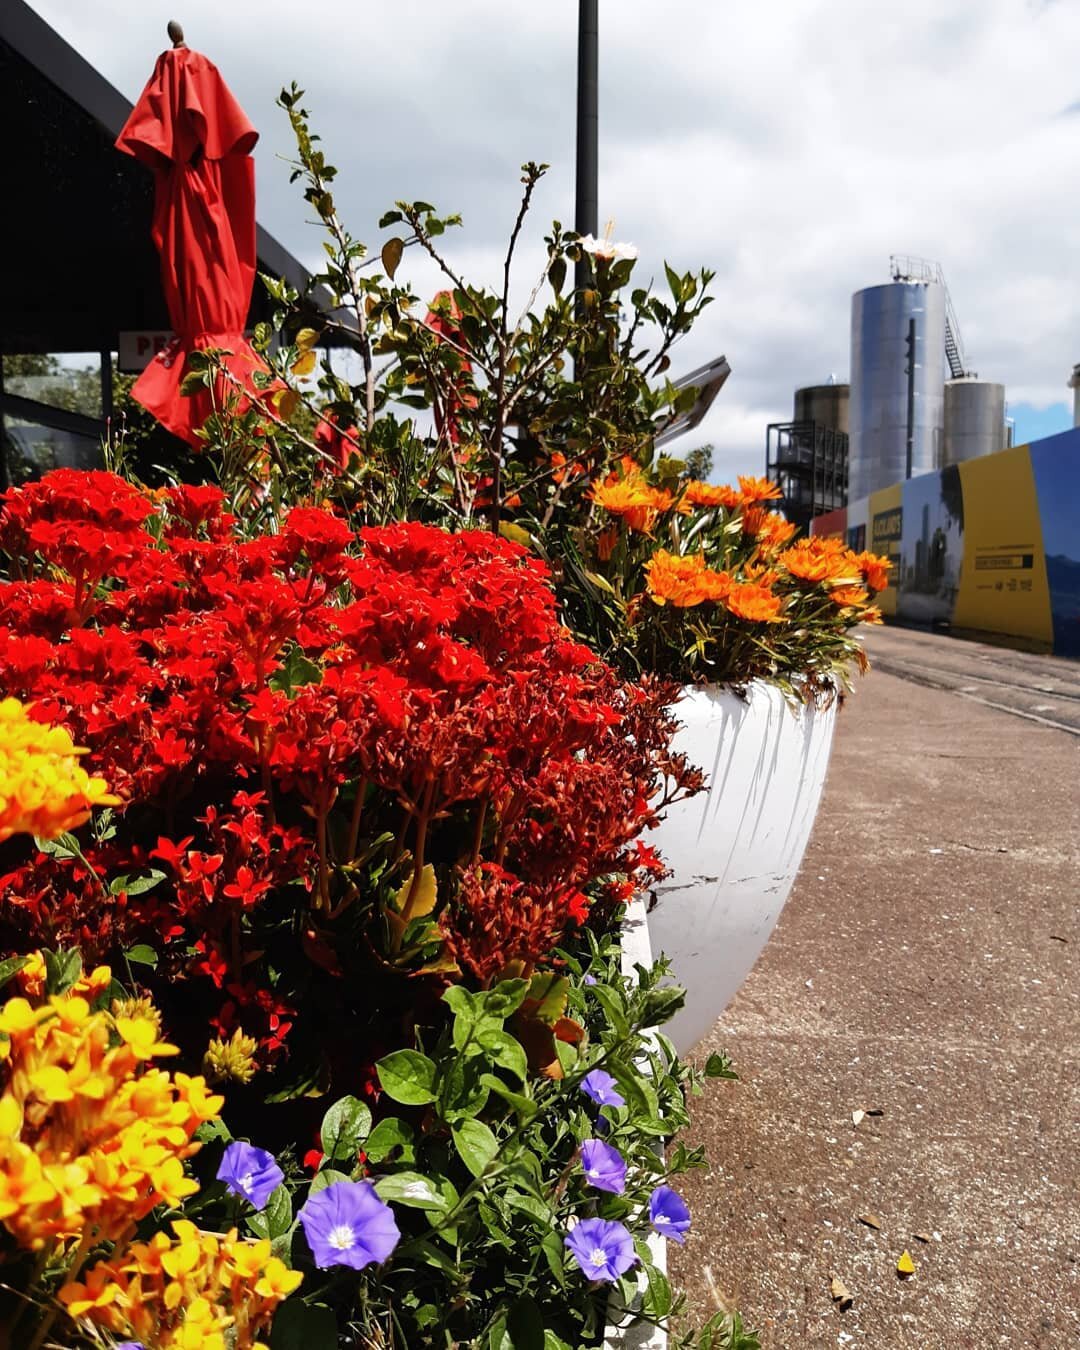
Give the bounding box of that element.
[1070,363,1080,427]
[794,381,850,434]
[943,378,1006,464]
[849,280,946,501]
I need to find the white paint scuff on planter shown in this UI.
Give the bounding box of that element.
[604,892,667,1350]
[647,681,838,1053]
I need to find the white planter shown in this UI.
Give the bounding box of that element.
[646,681,838,1053]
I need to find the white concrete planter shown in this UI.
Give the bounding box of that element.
[646,681,838,1053]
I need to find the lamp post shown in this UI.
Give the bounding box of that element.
[575,0,598,291]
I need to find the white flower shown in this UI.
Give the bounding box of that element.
[579,233,638,262]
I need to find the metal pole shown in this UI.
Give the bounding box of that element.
[575,0,598,291]
[905,316,916,480]
[100,349,114,432]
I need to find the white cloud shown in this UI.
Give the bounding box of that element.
[28,0,1080,477]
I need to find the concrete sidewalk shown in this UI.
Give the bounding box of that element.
[670,652,1079,1347]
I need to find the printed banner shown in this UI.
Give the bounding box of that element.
[1029,430,1080,657]
[868,484,903,617]
[953,445,1053,647]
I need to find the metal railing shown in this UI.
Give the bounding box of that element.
[889,253,972,380]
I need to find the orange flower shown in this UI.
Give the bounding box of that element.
[736,475,783,504]
[591,475,674,534]
[779,537,857,585]
[682,480,740,511]
[723,583,783,622]
[644,551,730,608]
[853,550,892,592]
[830,585,871,607]
[750,512,797,551]
[861,605,884,625]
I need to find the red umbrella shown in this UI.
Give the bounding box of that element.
[116,32,266,446]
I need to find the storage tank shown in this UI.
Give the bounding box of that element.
[1070,363,1080,427]
[794,381,849,433]
[849,280,946,500]
[943,378,1006,464]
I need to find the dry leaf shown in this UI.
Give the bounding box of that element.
[852,1109,865,1127]
[913,1232,932,1244]
[865,1107,885,1117]
[896,1250,916,1277]
[829,1274,854,1311]
[857,1213,882,1230]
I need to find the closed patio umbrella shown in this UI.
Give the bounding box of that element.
[116,29,265,446]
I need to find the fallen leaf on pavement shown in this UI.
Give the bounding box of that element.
[864,1107,884,1117]
[852,1109,865,1127]
[896,1250,916,1277]
[857,1213,882,1230]
[913,1232,932,1244]
[829,1274,854,1310]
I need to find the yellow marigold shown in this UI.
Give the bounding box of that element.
[59,1219,301,1350]
[644,550,731,608]
[723,582,783,622]
[591,473,675,534]
[779,537,859,585]
[0,698,119,843]
[0,962,223,1251]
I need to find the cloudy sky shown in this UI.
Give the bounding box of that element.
[30,0,1080,478]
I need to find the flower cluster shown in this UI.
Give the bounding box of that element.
[575,467,889,694]
[0,959,222,1251]
[0,697,118,843]
[0,471,693,1112]
[58,1217,302,1350]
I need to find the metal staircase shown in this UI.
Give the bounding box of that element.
[890,254,973,379]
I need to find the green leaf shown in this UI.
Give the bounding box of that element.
[373,1171,446,1211]
[381,237,405,280]
[476,1028,528,1082]
[179,369,207,398]
[588,981,630,1038]
[549,257,567,295]
[269,647,323,698]
[481,978,530,1020]
[640,983,686,1028]
[308,1167,351,1196]
[480,1074,537,1119]
[319,1095,372,1165]
[246,1183,293,1240]
[451,1118,499,1178]
[363,1116,415,1164]
[44,948,82,995]
[110,870,166,897]
[704,1051,739,1080]
[376,1049,437,1105]
[506,1295,545,1350]
[527,972,568,1027]
[0,956,30,993]
[124,944,159,970]
[270,1299,338,1350]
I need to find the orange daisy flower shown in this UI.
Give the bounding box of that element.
[591,474,674,534]
[723,582,783,622]
[682,480,741,511]
[644,551,731,608]
[853,550,892,592]
[737,475,783,504]
[779,538,857,585]
[830,585,871,607]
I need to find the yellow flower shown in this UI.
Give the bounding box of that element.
[0,697,120,843]
[203,1027,259,1085]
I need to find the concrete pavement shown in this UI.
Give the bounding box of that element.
[670,630,1079,1348]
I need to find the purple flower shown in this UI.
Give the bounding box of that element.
[580,1138,627,1193]
[648,1185,691,1243]
[299,1179,400,1270]
[580,1069,625,1109]
[217,1141,284,1210]
[565,1217,638,1282]
[582,973,597,986]
[116,1344,147,1350]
